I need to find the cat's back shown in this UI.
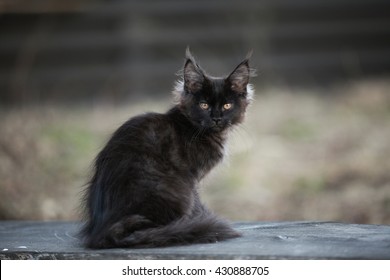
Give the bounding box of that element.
[109,111,176,150]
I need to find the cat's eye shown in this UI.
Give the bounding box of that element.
[199,102,209,110]
[223,103,233,110]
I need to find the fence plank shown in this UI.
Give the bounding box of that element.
[1,0,389,103]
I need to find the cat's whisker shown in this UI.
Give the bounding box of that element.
[188,127,200,146]
[192,127,205,144]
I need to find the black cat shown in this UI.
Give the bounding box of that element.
[80,49,255,248]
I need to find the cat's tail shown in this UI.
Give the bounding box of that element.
[114,213,241,248]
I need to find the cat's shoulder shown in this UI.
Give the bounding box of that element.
[111,107,186,143]
[119,111,169,131]
[119,108,184,135]
[127,111,165,124]
[124,106,185,126]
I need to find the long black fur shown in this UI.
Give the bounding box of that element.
[80,49,255,248]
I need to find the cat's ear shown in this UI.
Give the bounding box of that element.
[228,59,251,93]
[184,48,204,93]
[228,50,254,93]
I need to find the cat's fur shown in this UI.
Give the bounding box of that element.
[80,49,255,248]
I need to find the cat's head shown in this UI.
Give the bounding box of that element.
[174,48,255,133]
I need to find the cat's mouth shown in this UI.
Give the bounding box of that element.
[209,122,228,132]
[199,119,229,132]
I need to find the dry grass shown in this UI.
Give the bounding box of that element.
[1,79,390,224]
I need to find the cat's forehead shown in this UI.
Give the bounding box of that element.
[209,77,225,91]
[201,77,231,101]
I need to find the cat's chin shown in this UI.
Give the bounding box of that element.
[207,124,229,133]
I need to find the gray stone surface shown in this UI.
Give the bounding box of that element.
[0,221,389,259]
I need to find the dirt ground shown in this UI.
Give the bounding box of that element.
[1,78,389,224]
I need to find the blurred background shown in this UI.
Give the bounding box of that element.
[0,0,389,224]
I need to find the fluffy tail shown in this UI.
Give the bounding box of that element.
[114,213,241,248]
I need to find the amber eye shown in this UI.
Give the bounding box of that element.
[199,102,209,110]
[223,103,233,110]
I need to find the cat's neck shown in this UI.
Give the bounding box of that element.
[167,106,226,180]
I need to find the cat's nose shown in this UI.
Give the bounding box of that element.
[212,118,222,125]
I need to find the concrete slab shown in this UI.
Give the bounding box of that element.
[1,221,389,259]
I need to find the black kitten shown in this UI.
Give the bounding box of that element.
[80,49,255,248]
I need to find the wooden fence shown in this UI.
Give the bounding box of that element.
[0,0,389,103]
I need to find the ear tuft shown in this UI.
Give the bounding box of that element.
[183,49,204,93]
